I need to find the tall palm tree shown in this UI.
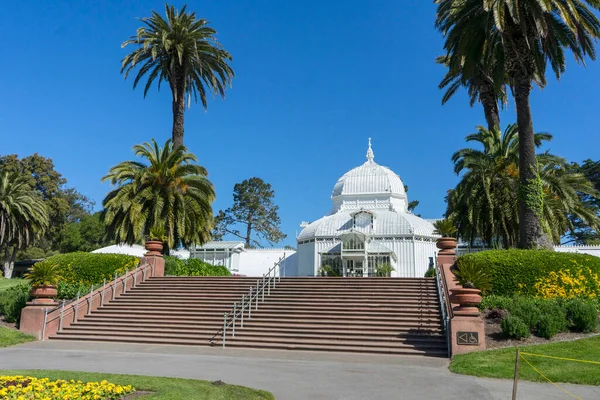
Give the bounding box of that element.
[436,0,600,249]
[0,172,49,278]
[121,4,234,148]
[448,125,600,247]
[102,139,215,250]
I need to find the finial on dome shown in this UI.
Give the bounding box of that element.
[366,138,374,163]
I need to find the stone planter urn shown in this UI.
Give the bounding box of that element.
[144,240,164,257]
[450,287,482,316]
[436,237,457,255]
[29,285,58,305]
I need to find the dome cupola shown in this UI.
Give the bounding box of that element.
[330,139,408,213]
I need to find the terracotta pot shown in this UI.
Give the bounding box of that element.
[30,285,58,305]
[450,287,482,316]
[436,237,457,255]
[144,240,164,256]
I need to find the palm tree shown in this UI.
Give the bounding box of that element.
[102,139,215,250]
[435,0,600,249]
[448,125,600,247]
[121,4,234,148]
[0,172,49,278]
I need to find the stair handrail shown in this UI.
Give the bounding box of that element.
[40,255,158,341]
[434,256,453,356]
[209,253,286,347]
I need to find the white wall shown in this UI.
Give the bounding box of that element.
[554,245,600,258]
[237,249,297,277]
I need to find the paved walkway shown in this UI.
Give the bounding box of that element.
[0,341,598,399]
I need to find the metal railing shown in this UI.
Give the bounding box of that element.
[209,253,286,347]
[41,257,157,340]
[433,256,452,356]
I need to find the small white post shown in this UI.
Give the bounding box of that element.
[255,280,259,310]
[74,291,80,323]
[87,284,94,315]
[101,278,106,307]
[123,268,128,294]
[248,288,253,319]
[58,301,65,332]
[222,312,228,348]
[241,295,245,328]
[41,308,48,341]
[232,303,237,337]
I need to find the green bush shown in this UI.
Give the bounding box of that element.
[566,300,599,333]
[457,250,600,297]
[33,253,139,288]
[57,282,90,300]
[535,301,568,339]
[0,283,30,323]
[479,295,514,311]
[536,314,568,339]
[172,259,231,277]
[501,315,530,339]
[424,268,436,278]
[164,256,184,276]
[508,297,542,329]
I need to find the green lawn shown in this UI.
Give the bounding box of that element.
[0,370,274,399]
[450,335,600,385]
[0,278,25,292]
[0,326,35,348]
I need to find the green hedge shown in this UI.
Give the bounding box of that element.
[0,283,30,323]
[33,252,139,288]
[165,257,231,277]
[458,250,600,297]
[482,295,599,339]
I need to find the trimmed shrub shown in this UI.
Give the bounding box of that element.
[457,250,600,298]
[535,302,568,339]
[566,299,599,333]
[536,314,567,339]
[164,256,184,276]
[172,259,231,277]
[0,283,30,323]
[508,297,542,330]
[424,268,436,278]
[480,295,514,311]
[33,253,139,287]
[57,281,90,300]
[501,315,530,339]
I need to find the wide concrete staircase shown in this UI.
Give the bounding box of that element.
[51,276,447,357]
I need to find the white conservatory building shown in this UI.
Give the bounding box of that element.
[296,140,439,278]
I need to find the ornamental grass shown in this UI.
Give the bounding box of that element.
[0,375,134,399]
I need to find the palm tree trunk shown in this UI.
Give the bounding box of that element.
[480,85,500,131]
[3,244,12,278]
[513,79,552,249]
[172,95,185,149]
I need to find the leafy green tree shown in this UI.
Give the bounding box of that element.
[213,177,286,248]
[56,213,109,253]
[403,185,420,214]
[0,172,49,277]
[436,54,507,131]
[448,125,600,247]
[435,0,600,249]
[566,160,600,244]
[102,139,215,250]
[0,153,94,256]
[121,4,234,148]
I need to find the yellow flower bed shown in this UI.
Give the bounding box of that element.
[534,266,600,299]
[0,376,134,399]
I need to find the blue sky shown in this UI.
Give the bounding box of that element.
[2,1,599,247]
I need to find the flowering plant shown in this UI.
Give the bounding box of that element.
[0,375,135,399]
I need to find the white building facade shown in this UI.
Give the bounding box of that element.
[190,241,298,277]
[296,140,439,277]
